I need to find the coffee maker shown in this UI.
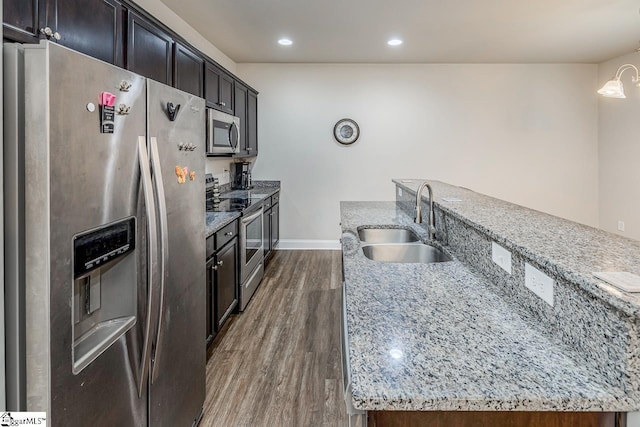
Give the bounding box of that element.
[232,162,253,190]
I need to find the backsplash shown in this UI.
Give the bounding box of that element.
[205,158,232,185]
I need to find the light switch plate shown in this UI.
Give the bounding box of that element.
[491,242,512,274]
[525,263,554,306]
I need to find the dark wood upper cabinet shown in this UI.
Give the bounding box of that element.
[247,90,258,156]
[219,73,234,114]
[174,42,203,97]
[3,0,42,43]
[53,0,124,66]
[205,61,233,114]
[234,82,248,155]
[126,11,173,85]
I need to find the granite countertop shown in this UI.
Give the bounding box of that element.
[340,201,632,412]
[392,179,640,316]
[205,180,280,238]
[206,211,241,238]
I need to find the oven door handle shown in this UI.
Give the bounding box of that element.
[241,207,263,225]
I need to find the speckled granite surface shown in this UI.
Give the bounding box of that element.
[394,179,640,316]
[205,181,280,238]
[340,201,637,412]
[206,212,241,238]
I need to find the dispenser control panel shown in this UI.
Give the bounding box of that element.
[73,217,136,278]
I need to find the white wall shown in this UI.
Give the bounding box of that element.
[237,63,599,245]
[598,52,640,241]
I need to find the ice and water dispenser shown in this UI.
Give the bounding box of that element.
[72,217,137,374]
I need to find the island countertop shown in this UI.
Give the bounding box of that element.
[340,200,635,412]
[392,179,640,316]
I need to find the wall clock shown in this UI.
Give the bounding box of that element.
[333,118,360,145]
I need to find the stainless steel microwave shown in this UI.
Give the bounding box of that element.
[206,108,240,155]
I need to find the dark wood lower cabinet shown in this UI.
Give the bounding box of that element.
[214,237,238,330]
[206,232,238,358]
[367,410,623,427]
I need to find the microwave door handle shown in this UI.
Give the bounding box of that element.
[230,122,240,151]
[149,136,169,384]
[136,136,158,398]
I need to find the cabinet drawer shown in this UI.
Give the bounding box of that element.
[271,192,280,205]
[215,220,238,250]
[263,196,273,210]
[206,235,215,259]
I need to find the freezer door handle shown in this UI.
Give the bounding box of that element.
[137,136,159,397]
[149,136,169,384]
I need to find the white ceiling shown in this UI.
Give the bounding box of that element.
[160,0,640,63]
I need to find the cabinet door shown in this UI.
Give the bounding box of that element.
[3,0,41,43]
[53,0,124,66]
[219,73,234,114]
[214,239,238,330]
[174,42,203,97]
[205,61,234,113]
[247,90,259,156]
[204,62,221,109]
[126,11,173,85]
[270,203,279,251]
[263,208,272,259]
[234,82,248,155]
[206,257,216,346]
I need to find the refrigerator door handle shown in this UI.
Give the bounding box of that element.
[149,136,169,384]
[137,136,159,397]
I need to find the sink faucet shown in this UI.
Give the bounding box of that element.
[415,181,436,240]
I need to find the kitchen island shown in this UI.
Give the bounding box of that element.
[340,180,640,426]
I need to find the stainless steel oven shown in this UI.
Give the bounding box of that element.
[239,207,264,311]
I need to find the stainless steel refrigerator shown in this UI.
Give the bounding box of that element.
[4,41,206,426]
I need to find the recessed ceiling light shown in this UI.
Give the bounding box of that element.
[387,39,403,46]
[278,38,293,46]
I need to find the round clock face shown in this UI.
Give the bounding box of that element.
[333,119,360,145]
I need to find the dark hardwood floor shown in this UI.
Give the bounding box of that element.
[201,250,350,426]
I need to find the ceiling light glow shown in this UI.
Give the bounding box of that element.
[387,39,403,46]
[278,38,293,46]
[389,349,404,359]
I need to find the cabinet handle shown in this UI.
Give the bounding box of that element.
[247,148,253,151]
[212,265,218,271]
[265,204,270,208]
[40,27,61,41]
[224,231,233,236]
[217,260,224,266]
[270,213,274,216]
[217,101,227,107]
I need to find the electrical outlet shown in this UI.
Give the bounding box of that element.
[618,221,625,232]
[491,242,512,274]
[398,187,403,197]
[525,263,554,306]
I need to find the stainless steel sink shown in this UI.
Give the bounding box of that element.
[362,244,452,264]
[358,227,419,243]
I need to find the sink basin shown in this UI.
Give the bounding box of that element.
[362,244,452,264]
[358,228,419,243]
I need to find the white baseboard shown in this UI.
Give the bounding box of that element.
[276,239,341,250]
